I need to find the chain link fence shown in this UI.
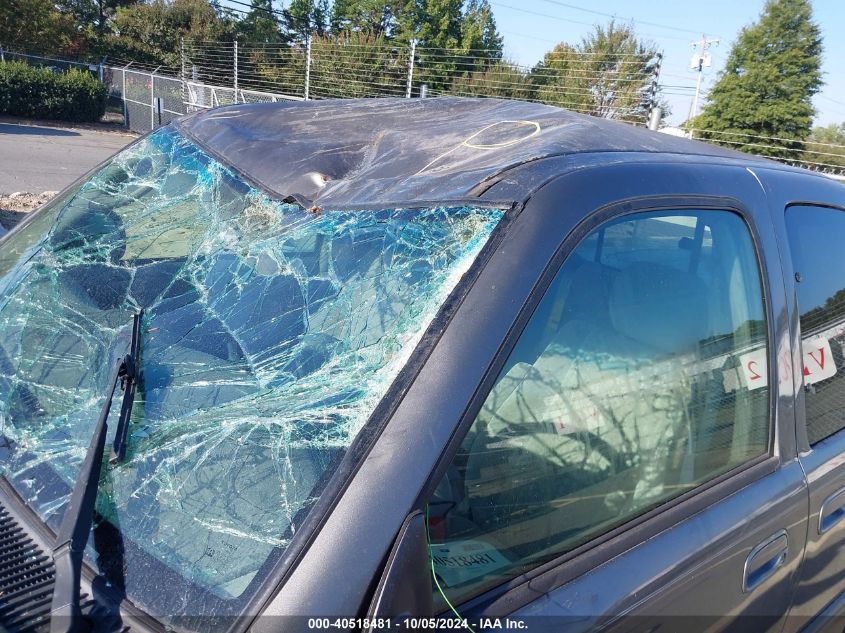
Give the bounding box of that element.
[181,38,660,123]
[1,50,102,78]
[1,42,662,133]
[104,67,192,134]
[0,50,299,134]
[3,45,844,178]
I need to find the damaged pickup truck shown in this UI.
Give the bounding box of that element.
[2,98,845,633]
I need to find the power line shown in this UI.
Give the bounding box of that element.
[818,94,845,109]
[490,2,693,43]
[491,2,596,29]
[220,0,286,20]
[691,128,845,151]
[502,30,559,45]
[537,0,710,36]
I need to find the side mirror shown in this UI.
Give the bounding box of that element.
[366,510,433,632]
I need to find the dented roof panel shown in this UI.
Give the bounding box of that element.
[176,97,769,208]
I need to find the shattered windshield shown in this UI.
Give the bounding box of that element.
[0,126,503,623]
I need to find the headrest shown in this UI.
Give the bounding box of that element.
[609,262,709,355]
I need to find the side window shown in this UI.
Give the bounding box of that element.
[785,205,845,444]
[427,210,769,608]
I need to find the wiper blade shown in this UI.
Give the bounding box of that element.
[111,309,143,464]
[50,310,144,633]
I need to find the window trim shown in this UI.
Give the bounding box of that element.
[416,194,780,616]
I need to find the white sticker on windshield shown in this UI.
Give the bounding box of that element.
[430,539,510,588]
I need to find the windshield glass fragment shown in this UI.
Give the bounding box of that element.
[0,126,504,622]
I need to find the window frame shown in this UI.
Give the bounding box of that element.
[416,194,780,617]
[783,202,845,447]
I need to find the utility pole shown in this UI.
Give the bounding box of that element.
[688,34,719,136]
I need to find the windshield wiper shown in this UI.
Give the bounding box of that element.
[111,309,143,464]
[50,309,143,633]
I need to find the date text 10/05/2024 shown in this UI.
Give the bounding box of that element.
[305,618,529,629]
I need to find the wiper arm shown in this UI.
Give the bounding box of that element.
[50,310,144,633]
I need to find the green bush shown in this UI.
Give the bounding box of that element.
[0,61,107,122]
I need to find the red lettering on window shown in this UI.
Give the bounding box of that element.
[808,348,826,371]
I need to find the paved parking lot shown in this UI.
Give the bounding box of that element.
[0,119,135,193]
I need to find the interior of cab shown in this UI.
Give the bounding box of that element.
[428,210,770,606]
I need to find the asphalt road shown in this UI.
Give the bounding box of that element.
[0,119,135,193]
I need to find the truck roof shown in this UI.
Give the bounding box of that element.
[176,97,785,208]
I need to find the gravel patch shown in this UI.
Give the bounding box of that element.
[0,191,57,231]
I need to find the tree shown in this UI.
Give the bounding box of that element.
[805,122,845,171]
[238,0,285,43]
[451,61,530,99]
[107,0,237,67]
[415,0,462,50]
[810,122,845,145]
[459,0,501,58]
[309,32,407,97]
[694,0,822,160]
[286,0,329,39]
[0,0,78,55]
[56,0,138,34]
[329,0,413,38]
[532,22,660,121]
[456,0,502,73]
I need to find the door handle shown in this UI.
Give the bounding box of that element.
[819,487,845,534]
[743,530,788,593]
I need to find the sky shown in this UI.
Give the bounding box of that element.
[226,0,845,128]
[487,0,845,127]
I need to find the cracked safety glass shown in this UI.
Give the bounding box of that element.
[0,126,503,623]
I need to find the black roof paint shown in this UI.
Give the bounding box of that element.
[175,97,785,208]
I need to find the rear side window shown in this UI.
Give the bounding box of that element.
[427,210,769,608]
[785,205,845,444]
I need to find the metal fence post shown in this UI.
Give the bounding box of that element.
[150,72,155,130]
[181,38,186,108]
[0,45,4,63]
[122,66,127,125]
[233,40,238,100]
[192,64,202,109]
[406,39,416,98]
[304,35,311,101]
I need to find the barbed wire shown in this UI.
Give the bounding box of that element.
[537,0,708,36]
[688,128,845,151]
[14,46,842,174]
[490,1,694,43]
[691,139,845,163]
